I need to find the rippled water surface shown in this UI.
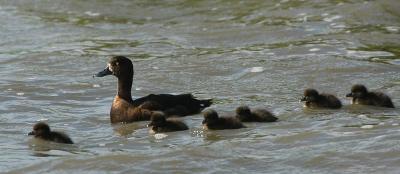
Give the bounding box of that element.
[1,0,400,173]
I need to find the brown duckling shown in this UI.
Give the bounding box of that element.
[301,88,342,109]
[147,112,189,133]
[95,56,212,123]
[28,122,73,144]
[235,105,278,122]
[346,84,394,108]
[202,109,245,130]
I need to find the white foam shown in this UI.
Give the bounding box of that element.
[37,118,48,122]
[16,92,24,96]
[249,67,264,73]
[154,133,168,139]
[346,50,394,59]
[385,26,399,32]
[309,48,320,52]
[93,84,101,88]
[323,15,342,22]
[360,125,374,129]
[357,114,368,119]
[84,11,100,17]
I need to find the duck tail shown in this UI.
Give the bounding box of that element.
[199,99,213,109]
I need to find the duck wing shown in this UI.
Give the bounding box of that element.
[132,93,212,116]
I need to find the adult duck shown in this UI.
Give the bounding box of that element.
[95,56,212,123]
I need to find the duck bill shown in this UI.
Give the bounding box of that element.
[95,67,112,77]
[28,131,35,136]
[346,93,353,97]
[300,97,306,102]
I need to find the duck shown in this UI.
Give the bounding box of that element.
[95,56,213,123]
[346,84,394,108]
[202,109,245,130]
[235,105,278,122]
[28,122,73,144]
[301,88,342,109]
[147,112,188,133]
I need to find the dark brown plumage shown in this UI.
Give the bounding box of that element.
[301,89,342,109]
[147,112,188,133]
[346,84,394,108]
[235,105,278,122]
[202,109,245,130]
[95,56,213,123]
[28,122,73,144]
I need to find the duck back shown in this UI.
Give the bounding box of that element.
[320,94,342,109]
[49,132,74,144]
[133,93,212,116]
[152,120,189,133]
[363,92,395,108]
[206,117,245,130]
[251,109,278,122]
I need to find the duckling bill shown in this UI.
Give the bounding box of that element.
[95,56,213,123]
[346,84,394,108]
[28,122,73,144]
[301,89,342,109]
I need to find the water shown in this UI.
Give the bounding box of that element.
[1,0,400,173]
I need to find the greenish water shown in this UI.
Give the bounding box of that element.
[1,0,400,173]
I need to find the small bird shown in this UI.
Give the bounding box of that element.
[28,122,73,144]
[346,84,394,108]
[301,88,342,109]
[147,112,189,133]
[202,109,245,130]
[235,105,278,122]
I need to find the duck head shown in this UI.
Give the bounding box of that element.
[28,122,51,137]
[346,84,367,98]
[202,109,219,125]
[235,105,251,120]
[301,88,319,102]
[147,112,167,127]
[96,56,134,79]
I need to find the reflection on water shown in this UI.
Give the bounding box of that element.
[1,0,400,173]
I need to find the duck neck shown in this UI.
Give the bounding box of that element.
[117,76,133,103]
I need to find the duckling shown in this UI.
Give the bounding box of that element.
[147,112,188,133]
[235,105,278,122]
[28,122,73,144]
[202,109,245,130]
[346,84,394,108]
[95,56,212,123]
[301,89,342,109]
